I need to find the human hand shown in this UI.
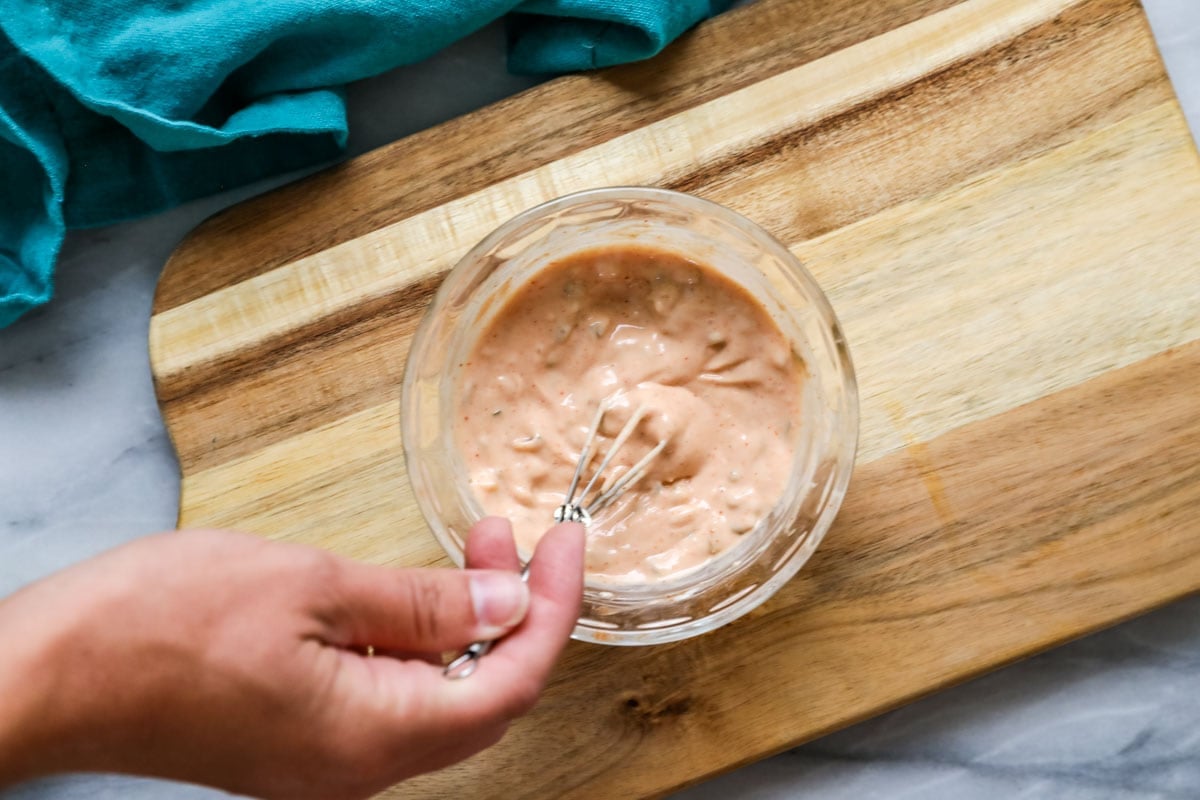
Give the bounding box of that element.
[0,518,584,799]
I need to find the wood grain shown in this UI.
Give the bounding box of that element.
[151,0,1176,475]
[153,0,965,311]
[148,0,1200,796]
[402,340,1200,799]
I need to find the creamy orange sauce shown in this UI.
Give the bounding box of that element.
[455,246,803,583]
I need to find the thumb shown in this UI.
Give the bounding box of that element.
[323,559,530,653]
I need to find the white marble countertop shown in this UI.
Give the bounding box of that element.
[2,3,1198,799]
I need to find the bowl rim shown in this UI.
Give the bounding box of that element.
[401,185,860,644]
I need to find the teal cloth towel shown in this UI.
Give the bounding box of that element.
[0,0,731,327]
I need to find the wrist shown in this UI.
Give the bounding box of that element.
[0,583,81,785]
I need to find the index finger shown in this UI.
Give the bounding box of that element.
[351,523,584,736]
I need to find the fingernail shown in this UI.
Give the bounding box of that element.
[469,571,529,636]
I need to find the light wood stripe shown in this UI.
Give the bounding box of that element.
[806,101,1200,462]
[179,403,428,566]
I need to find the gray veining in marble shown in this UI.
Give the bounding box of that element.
[2,4,1198,798]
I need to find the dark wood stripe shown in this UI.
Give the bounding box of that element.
[151,0,964,313]
[397,338,1200,799]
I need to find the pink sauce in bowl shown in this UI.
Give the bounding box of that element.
[402,187,858,645]
[455,245,804,584]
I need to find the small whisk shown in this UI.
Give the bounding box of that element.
[444,398,666,680]
[555,399,668,526]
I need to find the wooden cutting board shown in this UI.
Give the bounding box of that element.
[148,0,1200,796]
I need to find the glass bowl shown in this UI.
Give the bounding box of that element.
[401,187,858,645]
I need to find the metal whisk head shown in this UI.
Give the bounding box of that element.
[443,399,666,682]
[554,400,668,526]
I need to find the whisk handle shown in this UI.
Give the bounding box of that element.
[442,563,531,680]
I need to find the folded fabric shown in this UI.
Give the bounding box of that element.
[0,0,732,328]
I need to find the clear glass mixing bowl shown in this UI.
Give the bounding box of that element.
[401,187,858,645]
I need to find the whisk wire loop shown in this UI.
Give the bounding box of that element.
[555,399,665,526]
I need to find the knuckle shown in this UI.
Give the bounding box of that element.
[403,576,446,642]
[302,547,341,589]
[308,547,338,576]
[306,550,356,627]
